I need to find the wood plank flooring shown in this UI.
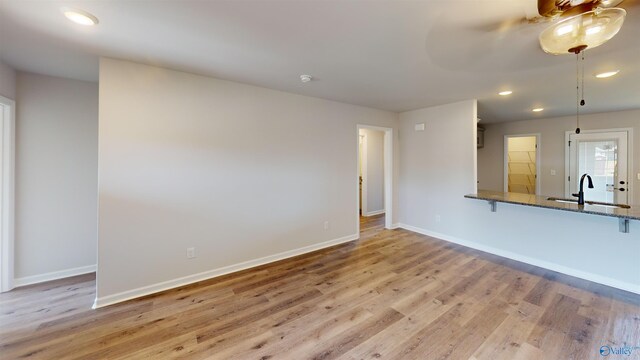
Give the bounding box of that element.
[1,214,639,359]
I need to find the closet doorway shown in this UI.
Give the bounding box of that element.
[504,134,540,195]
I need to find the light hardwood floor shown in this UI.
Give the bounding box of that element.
[1,214,639,359]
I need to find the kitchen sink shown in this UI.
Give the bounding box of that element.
[546,197,631,209]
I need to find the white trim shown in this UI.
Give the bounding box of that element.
[360,132,368,215]
[93,233,359,309]
[503,133,541,195]
[389,223,400,230]
[14,265,96,287]
[0,95,15,293]
[363,209,385,217]
[383,129,393,230]
[356,125,394,232]
[396,223,640,295]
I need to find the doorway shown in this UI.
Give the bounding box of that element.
[565,130,631,205]
[359,134,364,215]
[0,95,15,293]
[359,128,385,217]
[504,134,540,195]
[357,125,393,232]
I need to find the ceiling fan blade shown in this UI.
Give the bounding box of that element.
[538,0,561,17]
[470,17,530,34]
[599,0,625,7]
[536,0,631,18]
[617,0,640,8]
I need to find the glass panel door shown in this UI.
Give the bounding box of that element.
[568,131,628,204]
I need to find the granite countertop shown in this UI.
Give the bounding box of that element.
[465,190,640,221]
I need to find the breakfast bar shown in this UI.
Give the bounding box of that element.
[466,190,640,233]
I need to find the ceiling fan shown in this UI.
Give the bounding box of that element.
[536,0,633,19]
[473,0,636,40]
[532,0,635,133]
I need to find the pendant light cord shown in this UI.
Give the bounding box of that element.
[575,51,586,134]
[576,53,580,134]
[581,51,585,106]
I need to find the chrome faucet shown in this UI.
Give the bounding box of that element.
[572,173,594,205]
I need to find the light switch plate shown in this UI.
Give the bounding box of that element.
[415,123,425,131]
[550,169,556,176]
[637,173,640,181]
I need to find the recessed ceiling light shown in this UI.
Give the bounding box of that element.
[532,108,544,112]
[62,8,99,26]
[595,70,620,78]
[498,90,513,96]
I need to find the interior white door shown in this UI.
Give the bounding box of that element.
[567,131,628,204]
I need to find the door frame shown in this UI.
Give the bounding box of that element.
[0,95,15,293]
[356,125,393,232]
[564,128,633,204]
[503,133,541,195]
[359,133,369,216]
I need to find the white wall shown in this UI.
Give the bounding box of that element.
[398,100,640,294]
[478,109,640,205]
[15,72,98,283]
[97,58,399,306]
[0,61,16,100]
[360,128,384,215]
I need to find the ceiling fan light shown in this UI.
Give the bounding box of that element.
[586,25,602,35]
[556,24,574,36]
[539,8,626,55]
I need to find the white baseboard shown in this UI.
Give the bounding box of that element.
[363,210,385,217]
[397,223,640,295]
[389,223,400,229]
[14,265,96,287]
[93,233,360,309]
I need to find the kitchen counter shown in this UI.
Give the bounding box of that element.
[465,190,640,232]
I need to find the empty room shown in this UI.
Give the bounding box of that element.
[0,1,639,359]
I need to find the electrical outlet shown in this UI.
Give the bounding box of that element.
[435,215,441,223]
[323,221,330,230]
[187,247,196,259]
[637,173,640,181]
[550,169,556,176]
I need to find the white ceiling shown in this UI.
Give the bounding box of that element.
[0,1,638,123]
